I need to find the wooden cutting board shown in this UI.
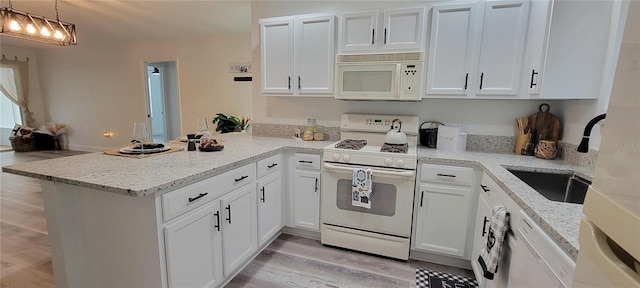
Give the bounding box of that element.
[524,103,560,143]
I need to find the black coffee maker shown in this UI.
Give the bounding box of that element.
[419,121,443,148]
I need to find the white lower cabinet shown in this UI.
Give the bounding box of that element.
[220,184,258,276]
[471,173,522,288]
[292,153,321,231]
[413,183,472,257]
[257,171,282,246]
[164,201,224,288]
[412,163,476,259]
[293,170,320,230]
[471,193,494,288]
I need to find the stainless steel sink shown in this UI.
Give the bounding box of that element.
[507,169,591,204]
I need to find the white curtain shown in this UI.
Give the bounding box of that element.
[0,59,33,126]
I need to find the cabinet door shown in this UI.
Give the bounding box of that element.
[295,15,336,94]
[523,0,554,95]
[382,7,425,51]
[471,193,493,288]
[164,201,223,288]
[426,3,479,95]
[221,185,257,275]
[257,172,282,247]
[339,11,378,53]
[293,170,320,230]
[476,0,530,96]
[413,184,472,257]
[260,18,294,94]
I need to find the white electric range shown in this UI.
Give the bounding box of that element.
[321,114,419,260]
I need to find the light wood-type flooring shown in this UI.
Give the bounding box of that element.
[1,150,475,288]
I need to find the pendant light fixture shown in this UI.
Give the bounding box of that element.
[0,0,77,46]
[152,67,160,75]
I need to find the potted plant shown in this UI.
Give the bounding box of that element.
[238,116,251,133]
[212,113,240,133]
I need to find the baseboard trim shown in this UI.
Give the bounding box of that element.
[281,226,321,240]
[410,249,472,270]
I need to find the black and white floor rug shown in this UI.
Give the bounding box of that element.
[416,268,478,288]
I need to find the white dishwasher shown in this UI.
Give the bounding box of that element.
[508,211,576,288]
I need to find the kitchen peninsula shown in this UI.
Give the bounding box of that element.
[2,133,591,288]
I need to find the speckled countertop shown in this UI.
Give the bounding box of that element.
[418,147,592,260]
[2,134,588,260]
[2,134,330,197]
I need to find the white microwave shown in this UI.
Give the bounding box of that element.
[335,52,424,101]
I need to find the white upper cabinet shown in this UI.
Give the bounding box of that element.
[522,0,554,95]
[260,18,294,94]
[260,14,335,96]
[382,7,426,51]
[339,11,378,53]
[475,0,530,96]
[426,0,530,98]
[339,7,426,53]
[534,0,620,99]
[294,15,336,94]
[426,3,479,95]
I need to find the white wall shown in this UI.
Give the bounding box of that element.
[31,33,251,151]
[251,1,622,148]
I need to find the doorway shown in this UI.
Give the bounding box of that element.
[144,61,180,143]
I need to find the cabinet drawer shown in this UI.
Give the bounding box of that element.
[218,163,256,193]
[162,163,256,221]
[257,154,281,178]
[294,153,321,170]
[162,177,222,221]
[420,164,474,186]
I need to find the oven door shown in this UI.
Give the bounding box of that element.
[321,162,416,237]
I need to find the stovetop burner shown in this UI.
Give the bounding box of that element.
[381,143,408,154]
[335,139,367,150]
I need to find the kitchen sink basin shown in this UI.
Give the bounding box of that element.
[507,169,591,204]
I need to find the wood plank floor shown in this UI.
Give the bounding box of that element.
[1,150,475,288]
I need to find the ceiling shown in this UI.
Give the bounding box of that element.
[1,0,251,47]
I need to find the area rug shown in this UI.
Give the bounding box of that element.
[416,268,478,288]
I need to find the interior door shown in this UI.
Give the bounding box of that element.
[147,65,166,142]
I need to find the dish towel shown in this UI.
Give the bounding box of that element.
[352,167,373,209]
[478,204,510,280]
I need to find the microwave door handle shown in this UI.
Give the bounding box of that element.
[323,163,415,179]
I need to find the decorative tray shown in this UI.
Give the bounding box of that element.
[198,144,224,152]
[119,143,170,154]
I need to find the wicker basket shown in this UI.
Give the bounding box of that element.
[535,140,557,160]
[9,136,35,152]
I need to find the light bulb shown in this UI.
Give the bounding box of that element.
[9,20,21,31]
[41,27,51,37]
[26,24,36,34]
[54,30,64,39]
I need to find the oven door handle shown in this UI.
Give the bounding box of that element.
[323,163,415,179]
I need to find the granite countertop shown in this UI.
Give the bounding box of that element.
[418,147,591,260]
[2,134,331,197]
[3,134,586,260]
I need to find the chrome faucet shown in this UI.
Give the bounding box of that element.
[577,113,606,153]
